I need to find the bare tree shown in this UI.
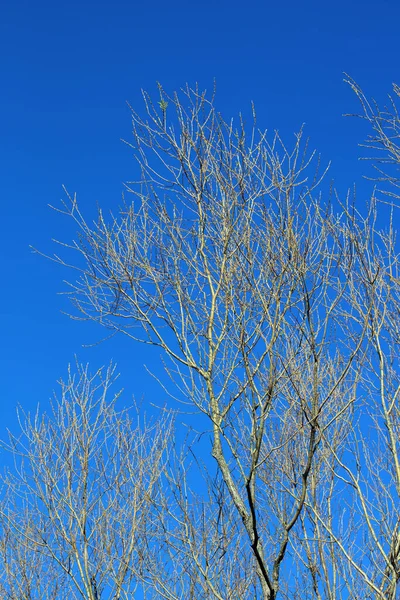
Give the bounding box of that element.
[7,82,399,598]
[289,203,400,600]
[0,363,172,599]
[345,75,400,206]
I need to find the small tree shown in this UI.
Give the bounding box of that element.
[0,363,172,599]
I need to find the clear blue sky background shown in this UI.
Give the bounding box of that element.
[1,0,400,433]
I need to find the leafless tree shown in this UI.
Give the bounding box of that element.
[0,363,172,599]
[345,75,400,206]
[7,82,399,598]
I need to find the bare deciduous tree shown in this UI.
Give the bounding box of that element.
[346,75,400,206]
[0,363,171,599]
[3,82,400,598]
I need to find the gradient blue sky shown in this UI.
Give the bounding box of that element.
[1,0,400,432]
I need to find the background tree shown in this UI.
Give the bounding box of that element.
[346,75,400,207]
[0,363,172,599]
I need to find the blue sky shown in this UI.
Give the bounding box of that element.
[1,0,400,432]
